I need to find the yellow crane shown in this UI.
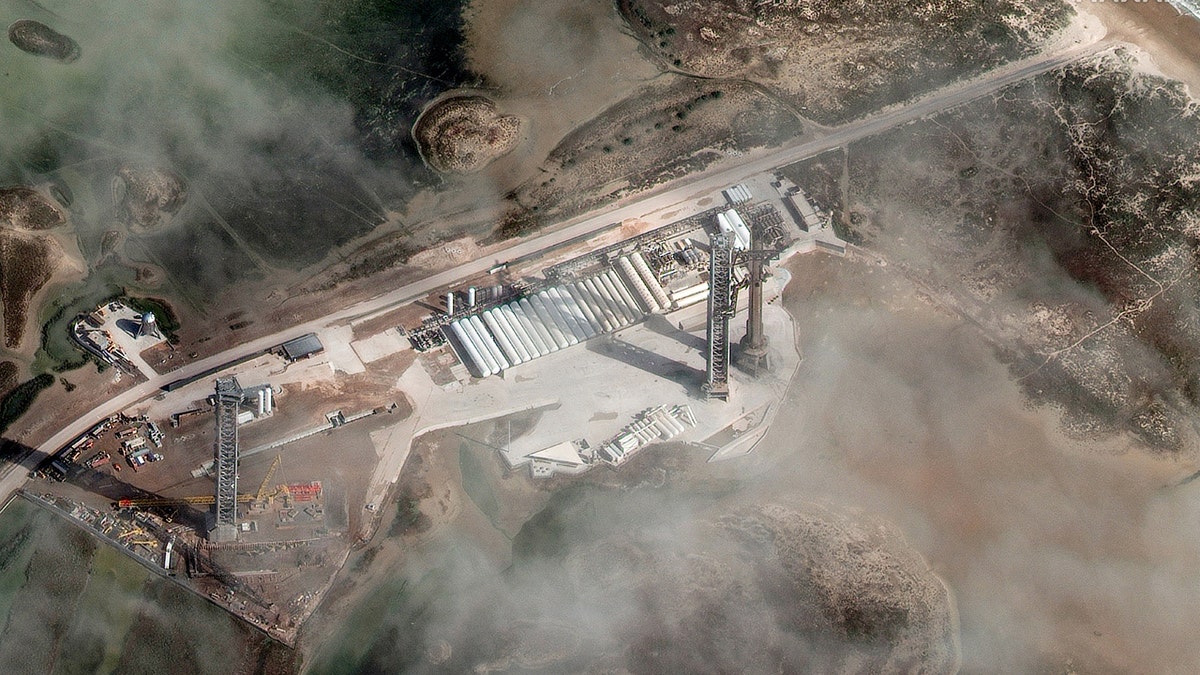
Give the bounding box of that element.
[254,454,282,507]
[116,455,284,510]
[115,494,254,508]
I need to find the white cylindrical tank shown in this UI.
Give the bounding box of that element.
[616,256,659,313]
[462,316,502,373]
[652,419,673,439]
[449,321,492,377]
[599,271,638,323]
[446,293,455,315]
[582,278,621,330]
[670,282,708,302]
[495,308,534,362]
[265,386,273,414]
[551,287,594,339]
[630,251,671,309]
[495,307,536,360]
[593,275,634,325]
[717,212,733,238]
[482,310,524,365]
[467,287,477,307]
[726,209,751,250]
[672,284,711,305]
[257,389,265,416]
[468,314,509,370]
[494,308,531,362]
[519,298,561,351]
[528,295,570,349]
[536,291,580,345]
[674,289,709,309]
[571,283,612,332]
[569,284,608,333]
[511,303,553,355]
[605,269,645,319]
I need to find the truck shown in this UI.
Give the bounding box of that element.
[85,452,111,468]
[115,427,138,440]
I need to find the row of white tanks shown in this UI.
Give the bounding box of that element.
[446,269,646,378]
[614,251,671,313]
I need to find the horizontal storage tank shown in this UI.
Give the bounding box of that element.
[630,251,671,309]
[457,317,497,375]
[652,419,673,439]
[616,256,660,313]
[468,314,509,371]
[583,278,623,329]
[501,305,543,358]
[517,299,560,353]
[537,291,581,344]
[510,304,551,356]
[548,287,592,340]
[462,315,503,374]
[448,321,492,377]
[562,285,604,335]
[603,270,643,322]
[496,308,534,362]
[603,275,638,324]
[529,294,574,347]
[590,275,628,325]
[717,212,733,238]
[670,282,709,302]
[495,307,535,361]
[726,209,751,250]
[674,289,709,309]
[483,309,526,364]
[573,282,614,332]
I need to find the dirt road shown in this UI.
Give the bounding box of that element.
[1,39,1110,505]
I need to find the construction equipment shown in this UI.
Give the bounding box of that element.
[115,493,255,509]
[253,454,281,508]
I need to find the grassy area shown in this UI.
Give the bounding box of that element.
[0,499,294,673]
[31,265,135,374]
[0,373,54,434]
[0,500,44,629]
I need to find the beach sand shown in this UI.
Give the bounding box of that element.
[1078,0,1200,93]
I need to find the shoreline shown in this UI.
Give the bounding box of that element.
[1079,0,1200,93]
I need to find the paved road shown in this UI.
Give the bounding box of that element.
[4,40,1108,503]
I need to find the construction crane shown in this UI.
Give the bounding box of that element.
[115,493,255,508]
[254,454,282,507]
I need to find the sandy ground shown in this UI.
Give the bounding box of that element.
[1078,0,1200,93]
[459,0,661,192]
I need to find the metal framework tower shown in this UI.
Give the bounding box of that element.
[211,376,242,542]
[736,217,773,375]
[704,234,734,400]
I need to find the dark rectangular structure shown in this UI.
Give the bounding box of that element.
[280,333,324,361]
